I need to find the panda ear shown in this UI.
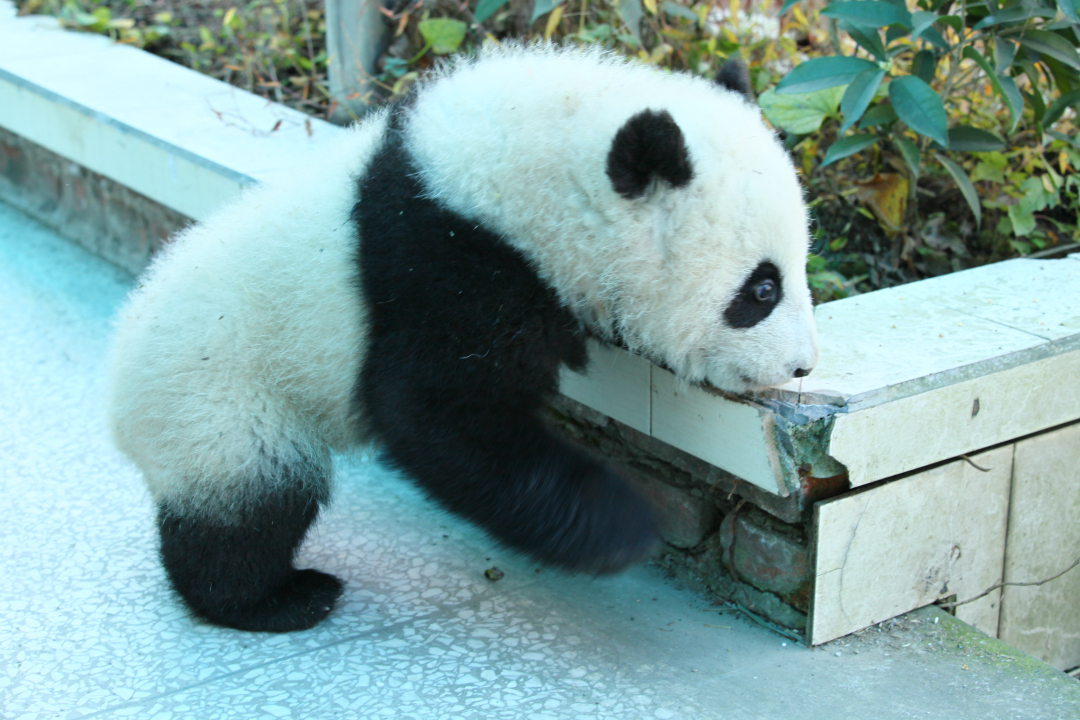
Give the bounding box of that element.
[716,57,754,102]
[606,109,694,200]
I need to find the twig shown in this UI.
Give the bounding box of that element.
[938,554,1080,609]
[1027,242,1080,259]
[960,454,992,472]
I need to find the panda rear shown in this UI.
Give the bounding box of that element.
[108,46,819,632]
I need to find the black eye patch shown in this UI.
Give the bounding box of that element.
[723,261,783,329]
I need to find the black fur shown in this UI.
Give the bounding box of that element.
[355,117,657,574]
[606,110,694,200]
[723,260,783,329]
[158,459,342,632]
[716,57,754,101]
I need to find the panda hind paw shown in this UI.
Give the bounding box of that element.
[202,569,345,633]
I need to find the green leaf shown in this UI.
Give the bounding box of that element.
[935,154,981,227]
[993,37,1016,73]
[997,74,1024,131]
[839,20,888,61]
[776,56,881,94]
[973,6,1055,29]
[1008,205,1036,236]
[937,14,962,33]
[1044,88,1080,126]
[889,76,949,146]
[1018,30,1080,70]
[910,10,937,38]
[945,125,1006,151]
[920,27,950,51]
[911,49,937,82]
[418,18,468,53]
[821,1,912,28]
[663,1,699,22]
[895,136,921,178]
[780,0,803,13]
[759,86,845,134]
[1026,89,1047,125]
[962,47,1020,131]
[474,0,510,23]
[860,102,898,127]
[821,134,880,167]
[530,0,564,22]
[617,0,643,40]
[840,68,887,133]
[1060,0,1080,24]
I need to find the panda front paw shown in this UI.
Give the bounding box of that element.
[533,465,659,575]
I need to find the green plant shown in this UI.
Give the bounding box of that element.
[765,0,1080,230]
[17,0,333,117]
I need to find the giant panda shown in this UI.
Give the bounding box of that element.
[108,45,819,633]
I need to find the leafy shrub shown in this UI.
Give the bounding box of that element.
[20,0,1080,302]
[761,0,1079,298]
[17,0,333,117]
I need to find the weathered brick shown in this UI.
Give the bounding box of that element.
[0,126,189,275]
[719,511,811,609]
[626,468,718,549]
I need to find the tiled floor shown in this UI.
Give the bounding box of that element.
[3,200,1079,719]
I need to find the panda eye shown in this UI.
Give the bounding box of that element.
[723,261,784,329]
[753,279,777,303]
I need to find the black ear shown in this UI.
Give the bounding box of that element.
[716,57,754,102]
[606,110,694,200]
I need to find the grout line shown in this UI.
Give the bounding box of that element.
[996,441,1018,641]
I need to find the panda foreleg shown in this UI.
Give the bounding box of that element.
[156,454,343,632]
[365,371,659,575]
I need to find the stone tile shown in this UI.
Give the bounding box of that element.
[812,445,1013,644]
[559,340,651,435]
[828,348,1080,487]
[903,258,1080,341]
[650,368,779,493]
[772,285,1049,407]
[999,422,1080,671]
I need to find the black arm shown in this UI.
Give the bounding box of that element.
[355,124,656,573]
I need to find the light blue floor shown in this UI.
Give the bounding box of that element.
[2,200,1078,720]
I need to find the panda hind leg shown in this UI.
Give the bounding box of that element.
[157,457,343,633]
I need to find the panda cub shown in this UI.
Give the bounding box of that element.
[108,46,819,633]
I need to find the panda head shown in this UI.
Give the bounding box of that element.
[597,68,819,394]
[403,49,817,393]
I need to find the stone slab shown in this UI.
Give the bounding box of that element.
[812,445,1013,645]
[770,283,1056,408]
[903,258,1080,341]
[828,348,1080,487]
[650,368,781,494]
[0,6,345,220]
[999,422,1080,671]
[559,339,651,435]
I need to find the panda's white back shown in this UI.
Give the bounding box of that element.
[108,113,388,506]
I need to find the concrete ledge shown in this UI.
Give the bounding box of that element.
[0,4,345,222]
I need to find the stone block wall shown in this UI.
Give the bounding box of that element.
[548,395,816,632]
[0,126,190,275]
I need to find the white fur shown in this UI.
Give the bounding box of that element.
[109,113,388,513]
[108,46,818,512]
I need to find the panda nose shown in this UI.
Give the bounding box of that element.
[793,367,811,378]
